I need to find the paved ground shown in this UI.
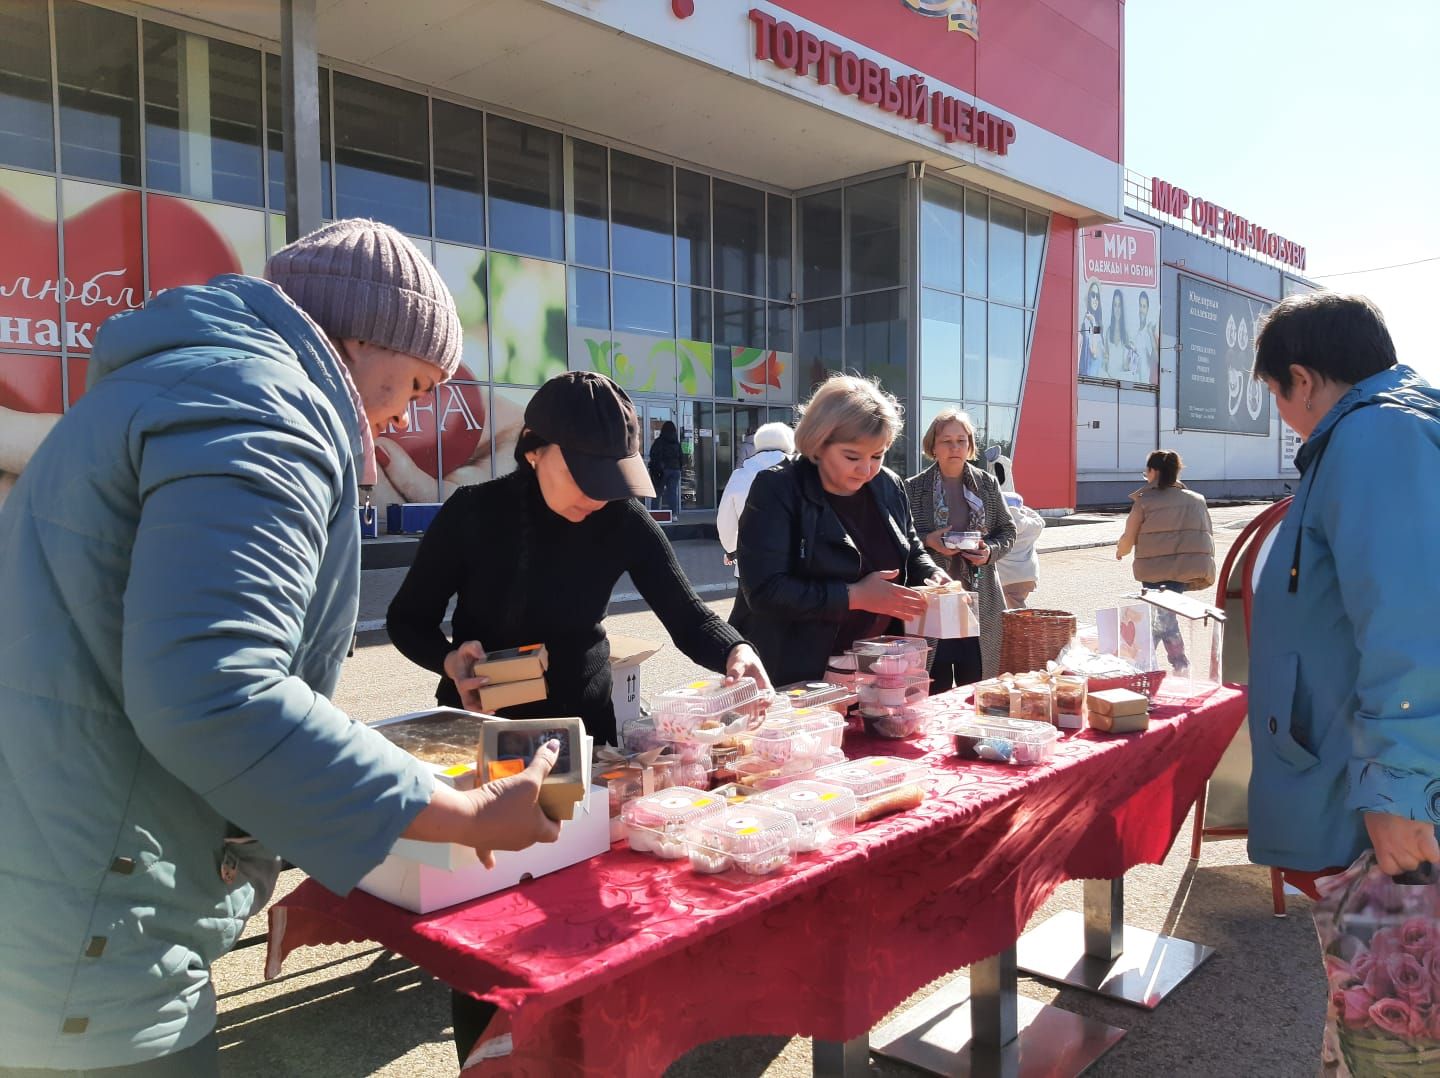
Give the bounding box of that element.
[214,500,1325,1077]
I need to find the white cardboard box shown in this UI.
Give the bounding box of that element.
[357,787,611,914]
[608,633,663,724]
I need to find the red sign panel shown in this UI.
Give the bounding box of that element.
[1081,224,1159,288]
[1150,177,1307,271]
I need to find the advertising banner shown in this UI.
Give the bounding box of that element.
[1077,221,1160,384]
[1176,275,1272,435]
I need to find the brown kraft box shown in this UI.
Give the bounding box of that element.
[477,676,548,713]
[473,643,549,685]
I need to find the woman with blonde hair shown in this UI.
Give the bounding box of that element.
[730,375,948,686]
[906,411,1015,688]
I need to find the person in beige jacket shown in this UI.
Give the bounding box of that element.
[1115,450,1215,674]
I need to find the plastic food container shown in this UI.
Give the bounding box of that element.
[733,747,846,790]
[621,787,726,859]
[856,672,930,710]
[952,716,1059,765]
[652,676,768,742]
[850,636,930,676]
[751,707,847,764]
[972,678,1012,716]
[814,756,928,822]
[752,780,859,852]
[1014,683,1055,726]
[1053,674,1088,725]
[944,530,984,552]
[684,804,799,876]
[775,680,858,718]
[857,705,925,739]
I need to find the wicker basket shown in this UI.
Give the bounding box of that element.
[998,608,1076,674]
[1339,1029,1440,1076]
[1086,669,1165,701]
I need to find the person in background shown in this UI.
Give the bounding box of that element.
[388,371,768,750]
[997,490,1046,609]
[648,419,684,516]
[0,221,563,1077]
[1245,292,1440,1068]
[730,375,946,687]
[905,411,1015,689]
[717,421,795,577]
[1115,449,1215,675]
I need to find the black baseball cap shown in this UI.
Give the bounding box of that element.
[524,371,656,501]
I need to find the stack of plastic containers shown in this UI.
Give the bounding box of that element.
[649,676,769,789]
[731,704,847,791]
[849,635,932,738]
[952,715,1059,765]
[773,680,858,719]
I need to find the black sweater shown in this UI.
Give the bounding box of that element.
[386,467,742,745]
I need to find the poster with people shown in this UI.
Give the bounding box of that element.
[1176,275,1273,435]
[1077,221,1160,385]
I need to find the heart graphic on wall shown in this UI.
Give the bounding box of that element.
[0,172,247,359]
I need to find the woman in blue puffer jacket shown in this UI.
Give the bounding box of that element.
[0,221,561,1075]
[1248,292,1440,1055]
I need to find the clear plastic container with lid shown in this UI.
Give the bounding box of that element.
[815,756,928,822]
[750,707,847,764]
[849,635,930,676]
[684,804,799,875]
[855,672,930,710]
[952,716,1060,766]
[733,747,846,791]
[651,676,768,742]
[621,786,726,859]
[752,780,858,852]
[774,680,858,717]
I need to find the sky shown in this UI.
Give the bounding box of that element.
[1125,0,1440,382]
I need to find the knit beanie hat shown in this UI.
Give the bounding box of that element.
[264,219,462,378]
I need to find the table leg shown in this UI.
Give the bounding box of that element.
[1016,874,1215,1009]
[813,1034,869,1077]
[870,946,1125,1077]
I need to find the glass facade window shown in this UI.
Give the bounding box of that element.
[55,0,141,186]
[333,72,429,236]
[988,198,1026,306]
[1025,210,1048,308]
[920,289,963,400]
[144,26,264,206]
[920,179,963,294]
[569,266,609,329]
[677,286,710,343]
[800,187,842,299]
[432,99,484,246]
[612,150,672,280]
[846,289,907,392]
[264,53,331,218]
[963,189,988,297]
[675,168,710,287]
[0,3,55,171]
[570,139,608,268]
[964,297,987,401]
[767,302,793,355]
[487,115,563,260]
[614,276,673,336]
[988,303,1024,405]
[846,175,903,293]
[713,178,763,296]
[767,194,792,301]
[714,292,764,396]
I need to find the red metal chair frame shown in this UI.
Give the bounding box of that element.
[1189,498,1297,915]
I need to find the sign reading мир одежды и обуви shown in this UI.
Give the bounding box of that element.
[1150,177,1306,270]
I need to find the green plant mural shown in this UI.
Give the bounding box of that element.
[433,243,489,381]
[489,253,566,386]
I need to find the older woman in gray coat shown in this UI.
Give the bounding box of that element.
[906,410,1015,688]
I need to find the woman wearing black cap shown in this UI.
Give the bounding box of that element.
[387,371,769,749]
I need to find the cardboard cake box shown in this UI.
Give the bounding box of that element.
[358,786,610,913]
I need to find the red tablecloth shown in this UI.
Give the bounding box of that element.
[267,683,1246,1076]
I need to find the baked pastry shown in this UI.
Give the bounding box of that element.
[373,714,484,767]
[854,783,924,822]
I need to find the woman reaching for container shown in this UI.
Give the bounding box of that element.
[905,410,1015,690]
[729,374,948,688]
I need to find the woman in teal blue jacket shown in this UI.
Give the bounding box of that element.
[1249,292,1440,881]
[0,222,561,1074]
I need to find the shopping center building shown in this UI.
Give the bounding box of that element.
[0,0,1307,519]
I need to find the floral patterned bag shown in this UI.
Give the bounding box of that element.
[1316,853,1440,1075]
